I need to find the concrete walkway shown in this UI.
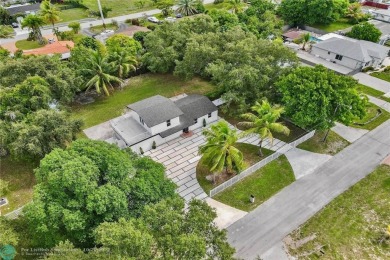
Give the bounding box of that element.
[227,120,390,260]
[205,198,247,229]
[368,95,390,113]
[331,122,369,143]
[353,73,390,94]
[284,148,332,179]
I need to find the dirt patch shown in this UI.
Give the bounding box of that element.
[381,155,390,166]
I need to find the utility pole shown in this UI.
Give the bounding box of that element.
[97,0,106,30]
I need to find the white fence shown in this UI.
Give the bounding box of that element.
[209,130,315,197]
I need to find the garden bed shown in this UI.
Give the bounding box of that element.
[353,103,390,130]
[15,40,46,50]
[196,143,274,195]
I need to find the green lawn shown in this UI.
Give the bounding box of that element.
[288,165,390,259]
[89,23,119,34]
[71,73,216,129]
[371,71,390,85]
[196,143,274,195]
[297,130,350,155]
[0,157,37,215]
[356,83,390,103]
[204,2,233,11]
[353,103,390,130]
[15,40,46,50]
[311,18,353,32]
[213,155,295,212]
[57,7,88,23]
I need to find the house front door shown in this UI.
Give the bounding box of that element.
[183,127,189,133]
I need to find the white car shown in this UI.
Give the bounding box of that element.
[147,16,160,23]
[164,17,176,23]
[100,29,115,36]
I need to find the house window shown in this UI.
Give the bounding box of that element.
[139,117,144,125]
[208,113,212,118]
[335,54,343,61]
[328,51,330,55]
[167,120,171,126]
[194,118,198,123]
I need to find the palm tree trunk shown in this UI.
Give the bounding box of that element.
[258,139,263,157]
[302,41,306,50]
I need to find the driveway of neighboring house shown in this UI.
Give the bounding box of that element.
[353,72,390,93]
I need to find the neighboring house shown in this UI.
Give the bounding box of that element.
[4,3,40,16]
[282,30,304,42]
[109,94,218,153]
[311,37,390,70]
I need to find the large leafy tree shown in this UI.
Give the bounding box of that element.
[239,100,290,156]
[0,7,13,25]
[275,65,368,130]
[105,34,142,55]
[24,140,176,247]
[346,22,382,43]
[0,217,19,248]
[21,14,45,44]
[0,76,52,121]
[176,0,198,16]
[208,9,240,31]
[83,50,123,96]
[345,2,368,24]
[46,198,235,259]
[8,110,82,160]
[0,55,81,104]
[40,0,61,31]
[199,120,244,181]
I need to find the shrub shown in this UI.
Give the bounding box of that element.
[362,66,374,72]
[147,24,156,30]
[139,147,144,155]
[58,30,75,41]
[68,21,81,34]
[131,19,140,26]
[152,141,156,149]
[384,66,390,72]
[133,31,149,44]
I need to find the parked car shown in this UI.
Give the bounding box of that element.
[11,22,19,28]
[100,29,115,36]
[147,16,160,23]
[176,13,183,18]
[164,17,176,23]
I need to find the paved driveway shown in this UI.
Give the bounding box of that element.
[353,73,390,93]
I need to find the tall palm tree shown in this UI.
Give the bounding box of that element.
[301,33,311,51]
[229,0,244,14]
[110,51,138,79]
[40,0,61,31]
[21,14,46,45]
[83,50,123,96]
[239,100,290,156]
[199,120,244,183]
[176,0,198,16]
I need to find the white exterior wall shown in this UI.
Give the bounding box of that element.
[149,116,180,135]
[311,47,365,69]
[189,111,218,131]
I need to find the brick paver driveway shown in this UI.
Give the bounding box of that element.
[144,120,287,202]
[144,127,207,202]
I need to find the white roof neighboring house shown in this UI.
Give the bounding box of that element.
[312,37,390,63]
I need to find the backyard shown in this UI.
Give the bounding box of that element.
[297,130,349,155]
[0,157,37,215]
[287,165,390,259]
[71,73,216,129]
[196,143,274,194]
[311,18,353,32]
[213,155,295,212]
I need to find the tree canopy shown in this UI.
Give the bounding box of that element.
[275,65,368,130]
[24,140,176,247]
[346,22,382,43]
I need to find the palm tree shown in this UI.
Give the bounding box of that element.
[176,0,198,16]
[199,120,244,183]
[239,100,290,156]
[40,0,61,31]
[110,51,138,79]
[229,0,244,14]
[21,14,45,45]
[83,50,123,96]
[301,33,311,50]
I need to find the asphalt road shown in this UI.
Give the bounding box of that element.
[227,120,390,260]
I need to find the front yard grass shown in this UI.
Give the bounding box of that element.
[311,18,353,32]
[213,155,295,212]
[196,143,274,195]
[71,73,216,129]
[15,40,46,50]
[0,157,37,215]
[371,71,390,83]
[297,130,350,155]
[353,102,390,130]
[356,83,390,103]
[287,165,390,259]
[57,7,88,23]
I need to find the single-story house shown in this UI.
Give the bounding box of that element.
[310,37,390,70]
[109,94,218,153]
[282,30,304,42]
[5,3,40,16]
